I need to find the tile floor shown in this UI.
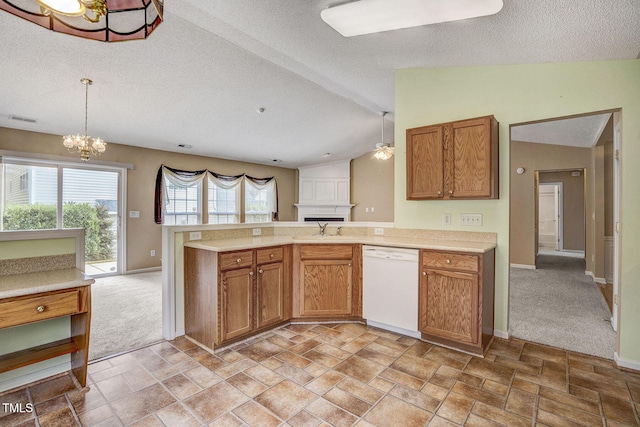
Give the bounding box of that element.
[1,323,640,426]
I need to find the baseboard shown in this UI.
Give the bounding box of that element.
[614,352,640,373]
[493,329,509,339]
[510,263,536,270]
[125,266,162,274]
[585,271,607,284]
[0,363,70,393]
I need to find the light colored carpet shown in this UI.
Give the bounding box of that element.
[89,271,163,361]
[509,255,615,359]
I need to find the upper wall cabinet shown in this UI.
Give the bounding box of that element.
[406,115,499,200]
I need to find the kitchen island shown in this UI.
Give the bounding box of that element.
[182,228,496,356]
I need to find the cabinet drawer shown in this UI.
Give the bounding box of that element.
[422,251,479,273]
[220,250,254,271]
[0,290,81,328]
[257,246,283,265]
[299,245,352,260]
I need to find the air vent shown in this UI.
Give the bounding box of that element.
[8,114,37,124]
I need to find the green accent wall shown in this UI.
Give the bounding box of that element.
[395,59,640,363]
[0,238,76,260]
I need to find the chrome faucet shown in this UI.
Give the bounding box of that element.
[317,222,328,236]
[336,227,342,236]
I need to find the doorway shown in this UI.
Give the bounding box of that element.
[0,157,126,277]
[509,110,620,358]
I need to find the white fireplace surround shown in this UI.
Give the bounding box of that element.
[295,160,355,222]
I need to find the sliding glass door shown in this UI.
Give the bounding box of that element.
[1,160,124,276]
[62,168,120,275]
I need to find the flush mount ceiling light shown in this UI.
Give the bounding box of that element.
[321,0,503,37]
[0,0,163,41]
[62,78,106,162]
[374,112,394,160]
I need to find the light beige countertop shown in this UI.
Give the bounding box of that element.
[0,268,95,299]
[184,235,496,253]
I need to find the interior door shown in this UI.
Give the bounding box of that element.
[538,184,559,251]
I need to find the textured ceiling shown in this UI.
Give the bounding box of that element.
[0,1,639,167]
[511,113,612,148]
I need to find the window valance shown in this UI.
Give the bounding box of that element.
[154,165,277,224]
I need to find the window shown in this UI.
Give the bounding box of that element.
[1,164,58,230]
[163,180,201,225]
[245,178,276,223]
[155,166,277,225]
[208,176,240,224]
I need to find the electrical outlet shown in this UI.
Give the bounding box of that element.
[460,213,483,226]
[189,231,202,240]
[365,208,369,213]
[252,228,262,236]
[129,211,140,218]
[374,228,384,236]
[150,250,156,257]
[371,207,375,212]
[442,213,451,226]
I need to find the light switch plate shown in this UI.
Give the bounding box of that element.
[374,228,384,235]
[460,214,483,226]
[252,228,262,236]
[129,211,140,218]
[189,231,202,240]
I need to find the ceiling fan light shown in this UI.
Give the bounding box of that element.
[321,0,504,37]
[36,0,85,15]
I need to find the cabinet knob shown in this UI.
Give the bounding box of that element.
[249,271,254,276]
[445,259,451,264]
[448,190,453,195]
[422,271,426,276]
[348,263,352,267]
[36,305,46,313]
[236,258,242,263]
[258,269,264,274]
[270,253,275,258]
[437,191,442,195]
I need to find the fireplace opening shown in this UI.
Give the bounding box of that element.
[303,217,345,222]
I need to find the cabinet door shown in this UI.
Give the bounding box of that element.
[256,262,284,328]
[299,260,352,316]
[450,117,493,198]
[220,267,253,342]
[419,269,479,345]
[406,125,445,199]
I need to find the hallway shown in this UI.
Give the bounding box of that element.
[509,254,615,359]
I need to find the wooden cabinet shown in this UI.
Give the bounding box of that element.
[185,245,290,349]
[0,285,91,387]
[406,115,499,200]
[419,249,495,355]
[293,244,362,319]
[220,267,254,341]
[256,262,284,328]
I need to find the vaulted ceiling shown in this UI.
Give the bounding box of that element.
[0,1,639,167]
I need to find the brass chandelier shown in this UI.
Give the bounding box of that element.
[62,78,106,162]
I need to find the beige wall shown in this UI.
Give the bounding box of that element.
[0,127,297,271]
[510,141,592,266]
[351,152,394,222]
[539,171,585,252]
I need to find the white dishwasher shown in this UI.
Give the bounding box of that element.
[362,245,420,338]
